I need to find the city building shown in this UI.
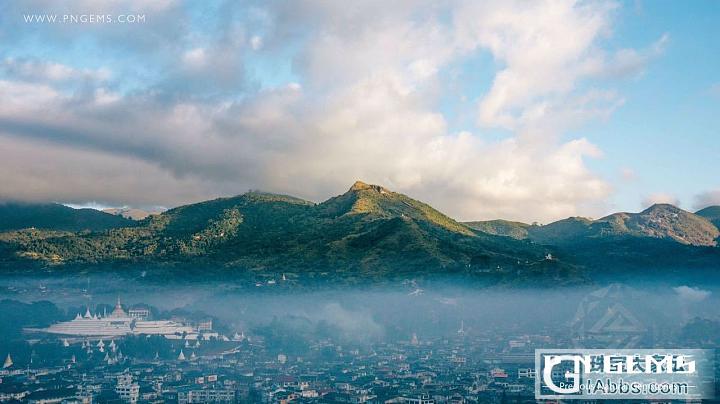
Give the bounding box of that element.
[28,299,198,338]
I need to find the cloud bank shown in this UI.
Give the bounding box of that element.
[0,0,666,222]
[693,190,720,211]
[673,285,711,303]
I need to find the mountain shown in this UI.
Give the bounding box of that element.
[611,204,718,246]
[0,182,573,284]
[103,207,161,220]
[468,204,719,247]
[528,217,595,245]
[1,185,718,285]
[696,206,720,228]
[527,204,719,247]
[464,220,529,240]
[466,204,720,283]
[319,181,474,235]
[0,202,133,232]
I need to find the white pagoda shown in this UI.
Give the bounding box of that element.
[3,354,12,369]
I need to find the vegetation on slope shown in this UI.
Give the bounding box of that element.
[3,184,718,285]
[463,220,530,240]
[469,204,719,248]
[696,206,720,228]
[0,182,574,285]
[526,204,719,247]
[0,202,133,232]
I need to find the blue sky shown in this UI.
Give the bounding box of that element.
[584,1,720,212]
[0,0,717,222]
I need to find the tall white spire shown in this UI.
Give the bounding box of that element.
[3,353,12,369]
[178,350,186,361]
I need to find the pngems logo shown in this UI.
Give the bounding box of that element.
[535,349,714,400]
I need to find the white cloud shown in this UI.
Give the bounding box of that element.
[0,80,65,114]
[250,35,263,50]
[0,0,664,222]
[599,33,669,78]
[454,0,617,130]
[182,48,207,69]
[641,192,680,208]
[693,189,720,210]
[1,58,111,83]
[673,286,711,303]
[93,88,121,105]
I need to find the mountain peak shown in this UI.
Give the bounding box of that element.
[641,203,680,213]
[349,180,389,194]
[629,204,718,246]
[318,181,473,235]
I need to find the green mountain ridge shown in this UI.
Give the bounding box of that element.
[466,204,720,247]
[696,205,720,228]
[1,184,718,285]
[0,182,573,284]
[0,202,133,232]
[102,207,160,220]
[462,220,530,240]
[465,204,720,283]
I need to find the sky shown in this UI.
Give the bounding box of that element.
[0,0,718,223]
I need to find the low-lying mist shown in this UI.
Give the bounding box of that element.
[1,273,718,351]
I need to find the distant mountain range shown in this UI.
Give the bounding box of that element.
[466,203,720,247]
[0,202,132,232]
[466,203,720,283]
[0,181,718,285]
[102,207,161,220]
